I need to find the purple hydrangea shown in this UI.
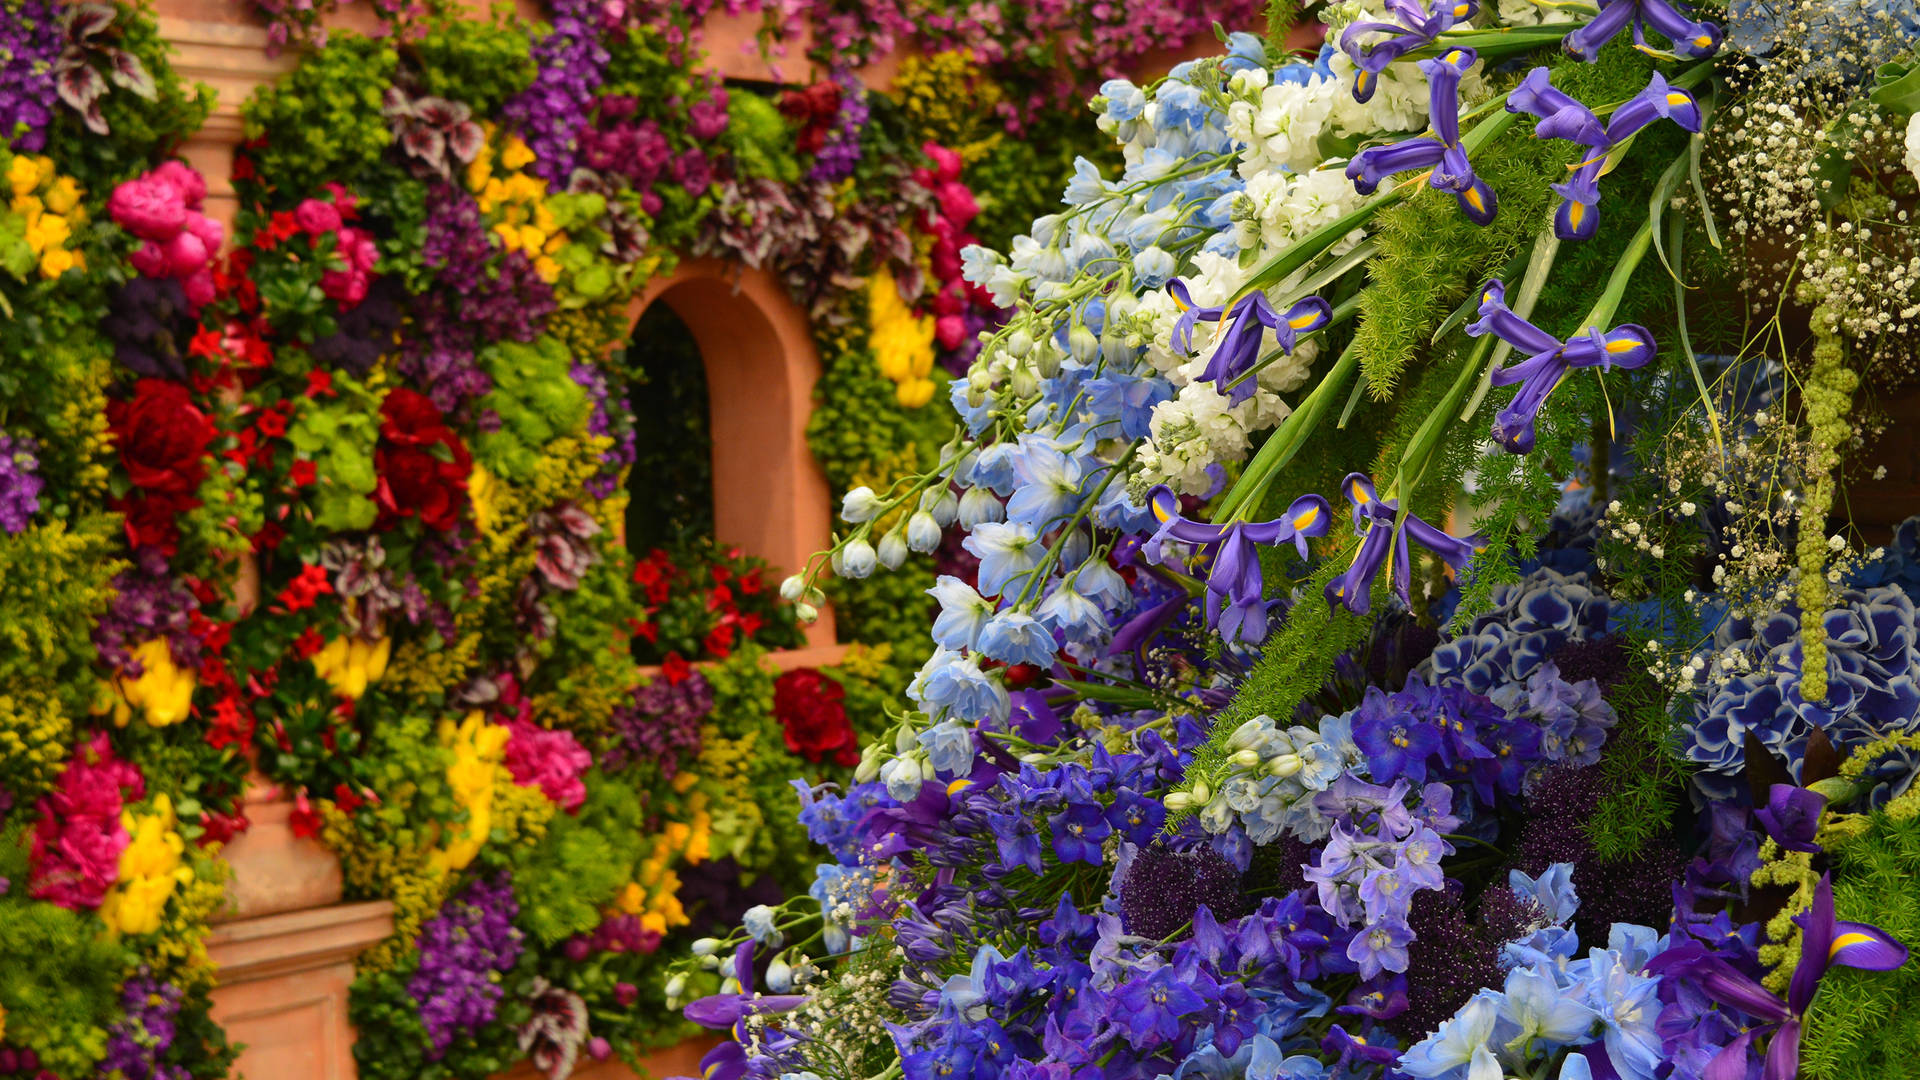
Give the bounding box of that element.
[0,431,44,534]
[100,971,189,1080]
[409,874,525,1058]
[606,671,711,776]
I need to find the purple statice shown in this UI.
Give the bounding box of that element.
[568,361,635,499]
[806,71,868,183]
[99,970,188,1080]
[92,548,201,676]
[0,432,44,534]
[404,185,554,410]
[500,0,608,184]
[0,0,61,151]
[606,671,710,776]
[409,874,525,1059]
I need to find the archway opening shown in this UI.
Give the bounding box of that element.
[624,303,714,555]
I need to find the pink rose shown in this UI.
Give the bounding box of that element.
[338,228,378,272]
[28,734,144,911]
[187,212,224,252]
[109,176,189,241]
[321,268,368,307]
[322,181,357,217]
[923,142,962,182]
[129,239,169,278]
[937,181,979,228]
[294,198,343,236]
[160,228,209,276]
[151,160,208,207]
[183,268,217,310]
[502,718,591,812]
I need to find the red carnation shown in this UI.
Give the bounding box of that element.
[373,388,472,532]
[774,668,858,766]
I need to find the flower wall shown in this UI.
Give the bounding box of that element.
[0,0,1258,1074]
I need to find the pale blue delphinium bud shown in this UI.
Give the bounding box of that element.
[878,530,909,570]
[834,538,877,578]
[840,485,881,522]
[906,510,942,553]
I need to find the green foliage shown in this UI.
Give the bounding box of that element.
[0,513,123,717]
[1585,671,1692,858]
[507,770,648,945]
[968,105,1117,251]
[407,13,536,113]
[725,92,802,184]
[50,1,214,197]
[828,558,936,667]
[1800,803,1920,1079]
[241,32,399,198]
[288,373,382,531]
[473,335,592,482]
[0,827,133,1075]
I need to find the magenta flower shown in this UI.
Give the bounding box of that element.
[1345,47,1498,225]
[1466,279,1657,453]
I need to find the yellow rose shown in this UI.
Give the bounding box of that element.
[501,137,536,171]
[532,255,562,285]
[43,175,82,215]
[38,247,76,280]
[7,155,45,198]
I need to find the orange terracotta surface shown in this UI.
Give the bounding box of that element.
[495,1037,723,1080]
[207,900,395,1080]
[217,781,347,921]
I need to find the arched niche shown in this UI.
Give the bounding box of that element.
[627,259,840,652]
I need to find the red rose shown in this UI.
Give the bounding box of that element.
[108,379,214,495]
[374,388,472,532]
[774,668,858,766]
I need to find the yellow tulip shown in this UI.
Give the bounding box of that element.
[102,795,193,936]
[114,640,196,727]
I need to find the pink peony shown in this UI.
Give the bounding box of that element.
[159,228,209,276]
[108,175,189,241]
[322,181,358,217]
[922,141,962,182]
[183,268,217,309]
[187,213,224,252]
[502,718,592,813]
[936,314,967,351]
[936,181,979,228]
[151,160,208,207]
[28,733,145,911]
[293,197,343,236]
[337,227,378,272]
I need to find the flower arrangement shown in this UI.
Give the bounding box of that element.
[670,8,1920,1080]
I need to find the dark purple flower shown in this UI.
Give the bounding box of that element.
[1048,802,1111,865]
[408,875,525,1057]
[1324,473,1479,615]
[1754,784,1826,854]
[1340,0,1478,102]
[1110,966,1206,1049]
[1167,280,1332,405]
[1508,68,1703,240]
[1346,48,1498,225]
[1562,0,1721,63]
[1466,280,1657,453]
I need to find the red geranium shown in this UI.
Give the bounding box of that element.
[108,378,215,495]
[774,668,858,766]
[373,388,472,532]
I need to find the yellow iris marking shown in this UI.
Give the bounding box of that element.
[1444,49,1464,64]
[1666,92,1692,106]
[1292,506,1320,529]
[1153,498,1174,523]
[1452,2,1469,13]
[1604,336,1637,353]
[1357,72,1374,92]
[1832,931,1880,957]
[1289,312,1319,329]
[1463,187,1486,212]
[1352,484,1370,505]
[1693,34,1713,46]
[1567,202,1586,230]
[947,778,973,795]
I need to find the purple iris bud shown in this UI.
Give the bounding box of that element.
[1323,473,1479,616]
[1467,280,1658,453]
[1147,484,1334,644]
[1339,0,1479,103]
[1508,68,1703,240]
[1562,0,1722,63]
[1167,280,1331,405]
[1345,47,1498,225]
[1753,784,1826,854]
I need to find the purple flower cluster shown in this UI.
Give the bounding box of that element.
[409,874,525,1059]
[0,432,44,535]
[606,671,711,776]
[0,0,61,151]
[568,360,635,499]
[92,547,201,677]
[806,72,868,184]
[577,96,675,192]
[100,971,188,1080]
[1303,776,1460,979]
[501,0,609,184]
[1347,676,1547,806]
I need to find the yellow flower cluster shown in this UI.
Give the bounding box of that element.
[101,794,195,937]
[891,50,1004,166]
[430,711,513,875]
[6,152,86,279]
[468,133,566,285]
[106,639,196,728]
[310,633,392,699]
[867,274,938,408]
[615,772,713,936]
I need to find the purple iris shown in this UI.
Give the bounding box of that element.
[1647,874,1908,1080]
[1466,279,1658,453]
[681,941,807,1080]
[1754,784,1826,854]
[1339,0,1479,103]
[1562,0,1722,63]
[1167,280,1332,406]
[1345,47,1499,226]
[1147,484,1334,645]
[1508,67,1703,240]
[1323,473,1479,616]
[1321,1024,1402,1067]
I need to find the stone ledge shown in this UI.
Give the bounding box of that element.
[208,899,396,985]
